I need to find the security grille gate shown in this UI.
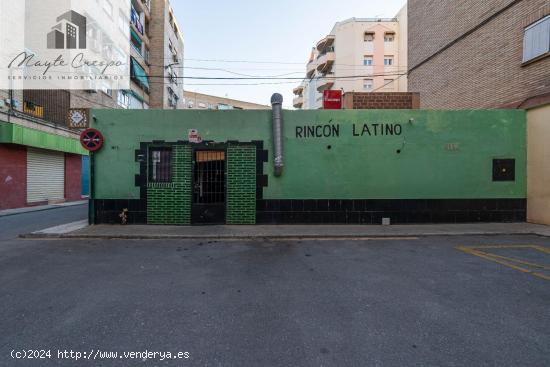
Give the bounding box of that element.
[192,150,226,224]
[27,148,65,204]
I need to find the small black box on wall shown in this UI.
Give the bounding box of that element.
[493,159,515,181]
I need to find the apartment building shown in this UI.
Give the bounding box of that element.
[294,8,407,110]
[148,0,184,109]
[71,0,184,111]
[183,91,270,110]
[408,0,550,225]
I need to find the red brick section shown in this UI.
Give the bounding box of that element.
[65,154,83,202]
[408,0,550,109]
[343,92,420,109]
[0,144,27,210]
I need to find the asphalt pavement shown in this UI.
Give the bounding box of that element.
[0,230,549,366]
[0,204,88,242]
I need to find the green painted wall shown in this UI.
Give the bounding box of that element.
[0,120,87,155]
[226,144,257,224]
[90,109,526,200]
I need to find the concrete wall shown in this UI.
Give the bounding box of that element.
[527,104,550,224]
[90,109,526,201]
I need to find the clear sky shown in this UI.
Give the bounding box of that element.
[172,0,406,109]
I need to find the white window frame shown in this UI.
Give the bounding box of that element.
[522,15,550,64]
[363,56,373,66]
[384,56,394,66]
[363,79,374,91]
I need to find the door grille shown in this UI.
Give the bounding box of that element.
[193,150,226,204]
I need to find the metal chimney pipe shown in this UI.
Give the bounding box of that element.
[271,93,284,177]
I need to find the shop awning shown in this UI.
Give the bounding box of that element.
[0,121,87,155]
[131,29,142,46]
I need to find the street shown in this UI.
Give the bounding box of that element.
[0,208,549,366]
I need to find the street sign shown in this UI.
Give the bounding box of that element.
[68,108,89,129]
[188,129,202,143]
[322,90,342,110]
[80,128,104,152]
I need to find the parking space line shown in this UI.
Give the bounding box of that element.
[471,251,550,270]
[533,245,550,254]
[456,245,550,282]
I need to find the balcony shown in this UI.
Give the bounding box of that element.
[293,96,304,108]
[293,83,304,95]
[316,50,335,73]
[316,35,335,52]
[132,0,151,20]
[306,60,317,78]
[316,77,334,92]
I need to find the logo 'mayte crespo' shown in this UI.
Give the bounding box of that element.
[47,10,87,49]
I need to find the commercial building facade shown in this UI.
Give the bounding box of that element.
[408,0,550,224]
[183,91,270,110]
[294,8,408,110]
[0,103,87,210]
[89,108,526,225]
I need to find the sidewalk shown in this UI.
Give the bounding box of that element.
[0,200,87,218]
[22,222,550,240]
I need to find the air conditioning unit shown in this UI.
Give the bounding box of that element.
[5,98,21,109]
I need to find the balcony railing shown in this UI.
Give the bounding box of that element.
[316,50,335,73]
[316,35,335,52]
[293,84,304,95]
[306,60,317,78]
[316,78,334,92]
[23,101,45,119]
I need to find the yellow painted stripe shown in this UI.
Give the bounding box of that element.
[456,246,550,281]
[474,251,550,270]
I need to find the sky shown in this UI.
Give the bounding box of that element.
[172,0,406,109]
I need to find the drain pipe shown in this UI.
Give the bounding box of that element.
[271,93,284,177]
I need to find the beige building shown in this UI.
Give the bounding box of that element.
[184,91,270,110]
[294,10,408,110]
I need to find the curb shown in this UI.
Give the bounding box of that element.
[0,201,87,218]
[19,231,548,240]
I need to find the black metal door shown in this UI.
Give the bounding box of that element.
[192,150,226,224]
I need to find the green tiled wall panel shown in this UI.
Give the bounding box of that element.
[226,144,256,224]
[147,145,192,225]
